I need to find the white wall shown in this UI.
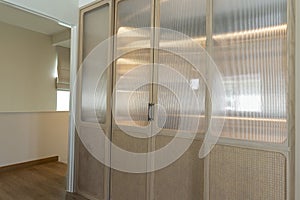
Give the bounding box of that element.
[1,0,78,25]
[0,112,69,166]
[0,21,57,112]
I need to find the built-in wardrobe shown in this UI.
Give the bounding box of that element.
[74,0,295,199]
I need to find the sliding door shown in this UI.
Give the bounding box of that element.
[152,0,207,199]
[76,0,294,199]
[111,0,208,199]
[110,0,153,199]
[76,1,113,199]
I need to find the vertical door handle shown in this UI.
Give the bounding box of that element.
[148,103,155,121]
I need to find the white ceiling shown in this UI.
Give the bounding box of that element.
[0,2,68,35]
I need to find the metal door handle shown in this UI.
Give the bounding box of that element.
[148,103,155,121]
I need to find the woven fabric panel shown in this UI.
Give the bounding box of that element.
[154,137,204,200]
[209,145,286,200]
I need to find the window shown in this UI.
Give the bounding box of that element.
[56,90,70,111]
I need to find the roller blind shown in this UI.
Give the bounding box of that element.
[56,46,70,90]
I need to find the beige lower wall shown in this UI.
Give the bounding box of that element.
[0,112,69,166]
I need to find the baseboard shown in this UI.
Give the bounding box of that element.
[65,192,89,200]
[0,156,59,173]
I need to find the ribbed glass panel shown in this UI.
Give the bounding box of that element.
[81,4,109,123]
[95,72,108,123]
[156,53,206,132]
[212,0,288,143]
[114,0,152,127]
[117,0,151,29]
[159,0,206,37]
[157,0,207,132]
[114,51,151,127]
[209,145,286,200]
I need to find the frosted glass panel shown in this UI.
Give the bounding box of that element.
[82,5,110,59]
[159,0,206,38]
[117,0,151,28]
[157,0,206,132]
[81,4,110,123]
[114,51,151,126]
[156,52,206,132]
[114,0,152,127]
[212,0,288,143]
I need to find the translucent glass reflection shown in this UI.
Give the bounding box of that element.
[158,0,207,132]
[117,0,151,29]
[114,51,151,127]
[83,5,110,58]
[114,0,152,127]
[156,52,206,132]
[212,0,288,143]
[160,0,206,38]
[81,4,110,123]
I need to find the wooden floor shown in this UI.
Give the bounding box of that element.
[0,162,86,200]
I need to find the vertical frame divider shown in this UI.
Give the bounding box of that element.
[204,0,213,199]
[287,0,296,199]
[105,1,115,200]
[67,24,78,193]
[146,0,159,199]
[75,4,86,197]
[74,6,84,195]
[295,0,300,198]
[111,0,119,198]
